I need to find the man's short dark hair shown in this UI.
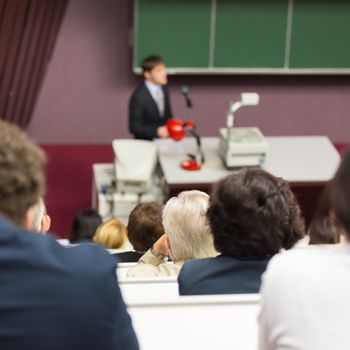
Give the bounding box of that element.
[207,168,305,258]
[0,120,46,226]
[141,55,165,73]
[127,202,164,251]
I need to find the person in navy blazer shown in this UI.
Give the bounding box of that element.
[129,55,172,140]
[178,168,306,296]
[0,120,139,350]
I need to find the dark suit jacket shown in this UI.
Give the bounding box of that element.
[178,254,270,295]
[0,218,139,350]
[114,250,144,263]
[128,83,172,140]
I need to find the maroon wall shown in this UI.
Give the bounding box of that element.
[28,0,350,144]
[24,0,350,237]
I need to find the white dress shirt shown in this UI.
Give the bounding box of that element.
[144,80,164,116]
[259,241,350,350]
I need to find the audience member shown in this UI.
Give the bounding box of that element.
[0,120,138,349]
[178,168,305,295]
[31,197,51,233]
[127,190,217,277]
[259,149,350,350]
[94,218,127,249]
[308,187,340,244]
[70,208,102,243]
[115,202,164,262]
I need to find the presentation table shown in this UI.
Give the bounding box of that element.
[155,136,340,224]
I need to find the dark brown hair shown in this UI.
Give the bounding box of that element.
[329,148,350,237]
[70,208,102,243]
[127,202,164,252]
[309,186,340,244]
[207,168,305,258]
[0,120,46,226]
[141,55,165,73]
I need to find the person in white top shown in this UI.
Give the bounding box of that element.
[259,148,350,350]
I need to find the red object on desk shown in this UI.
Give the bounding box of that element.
[166,118,203,171]
[180,159,202,170]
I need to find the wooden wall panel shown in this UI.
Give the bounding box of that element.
[0,0,68,128]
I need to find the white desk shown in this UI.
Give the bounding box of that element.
[155,136,340,186]
[128,294,260,350]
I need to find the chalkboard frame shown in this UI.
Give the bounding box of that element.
[133,0,350,75]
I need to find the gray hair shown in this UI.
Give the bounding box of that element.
[162,190,217,261]
[32,198,47,232]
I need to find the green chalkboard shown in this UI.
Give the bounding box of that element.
[134,0,350,74]
[214,1,288,68]
[135,0,212,68]
[290,1,350,68]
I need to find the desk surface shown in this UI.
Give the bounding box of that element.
[155,136,340,185]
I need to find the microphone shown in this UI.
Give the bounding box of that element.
[180,85,193,108]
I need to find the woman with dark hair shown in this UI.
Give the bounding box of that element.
[70,208,102,243]
[308,186,340,245]
[178,168,305,295]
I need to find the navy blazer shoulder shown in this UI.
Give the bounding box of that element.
[178,254,270,296]
[0,218,139,350]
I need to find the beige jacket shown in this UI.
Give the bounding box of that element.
[126,250,184,277]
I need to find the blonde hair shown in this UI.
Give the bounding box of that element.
[94,218,127,249]
[162,190,217,261]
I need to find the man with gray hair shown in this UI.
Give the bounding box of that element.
[127,190,217,277]
[0,120,138,350]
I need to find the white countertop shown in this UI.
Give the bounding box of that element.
[155,136,340,185]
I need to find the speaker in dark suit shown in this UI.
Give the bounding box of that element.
[129,83,172,140]
[128,55,173,140]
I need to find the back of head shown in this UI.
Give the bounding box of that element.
[127,202,164,251]
[207,168,305,258]
[329,148,350,237]
[94,218,126,249]
[141,55,165,73]
[163,190,217,261]
[70,208,102,243]
[0,120,45,226]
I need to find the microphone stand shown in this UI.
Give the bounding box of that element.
[187,127,205,165]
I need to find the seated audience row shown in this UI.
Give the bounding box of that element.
[178,168,305,295]
[69,208,130,250]
[127,190,217,277]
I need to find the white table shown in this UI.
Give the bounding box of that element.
[155,136,340,186]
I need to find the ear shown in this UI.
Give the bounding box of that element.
[144,71,151,80]
[40,214,51,234]
[23,207,34,230]
[166,234,174,260]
